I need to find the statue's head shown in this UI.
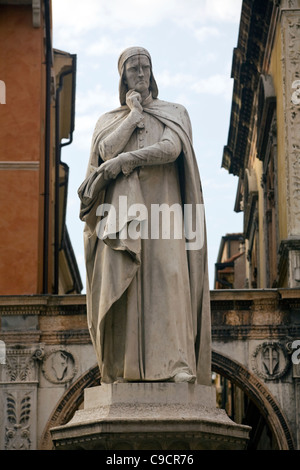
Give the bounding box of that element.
[118,47,159,105]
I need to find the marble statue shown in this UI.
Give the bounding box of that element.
[78,47,211,386]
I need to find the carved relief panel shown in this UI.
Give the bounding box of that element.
[281,9,300,235]
[0,345,43,383]
[4,389,35,450]
[41,348,78,384]
[0,345,43,450]
[252,341,290,380]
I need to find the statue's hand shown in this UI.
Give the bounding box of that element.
[101,157,122,180]
[126,90,143,113]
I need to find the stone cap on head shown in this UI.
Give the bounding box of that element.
[118,46,152,75]
[118,46,159,105]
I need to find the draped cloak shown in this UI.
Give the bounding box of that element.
[78,97,211,385]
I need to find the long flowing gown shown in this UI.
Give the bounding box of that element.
[78,96,212,385]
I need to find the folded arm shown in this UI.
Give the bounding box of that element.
[100,126,182,180]
[99,90,144,161]
[121,126,182,175]
[99,109,144,161]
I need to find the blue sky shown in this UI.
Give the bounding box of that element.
[52,0,244,291]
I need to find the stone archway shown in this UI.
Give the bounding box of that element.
[212,350,295,450]
[40,351,295,450]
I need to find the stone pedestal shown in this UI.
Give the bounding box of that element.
[50,383,250,450]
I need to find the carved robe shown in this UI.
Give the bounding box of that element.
[78,95,211,385]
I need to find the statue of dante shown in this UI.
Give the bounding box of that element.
[78,47,211,386]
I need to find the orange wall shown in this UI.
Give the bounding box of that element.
[0,170,40,293]
[0,6,45,294]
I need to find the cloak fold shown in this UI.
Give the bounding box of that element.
[78,98,211,385]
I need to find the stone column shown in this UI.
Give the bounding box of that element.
[0,344,43,450]
[279,0,300,287]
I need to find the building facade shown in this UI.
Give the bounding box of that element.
[0,0,83,450]
[222,0,300,291]
[214,0,300,450]
[1,0,300,451]
[0,0,82,296]
[214,233,245,289]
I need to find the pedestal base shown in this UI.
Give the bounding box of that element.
[50,383,250,450]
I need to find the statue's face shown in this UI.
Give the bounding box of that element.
[123,55,151,96]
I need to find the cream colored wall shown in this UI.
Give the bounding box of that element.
[248,107,266,287]
[255,159,266,288]
[269,25,288,244]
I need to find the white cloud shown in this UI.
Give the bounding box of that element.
[173,93,192,107]
[155,70,233,101]
[206,0,242,23]
[202,177,235,191]
[67,195,78,210]
[87,37,123,57]
[193,26,220,43]
[156,70,194,88]
[72,113,99,151]
[52,0,173,34]
[76,84,119,114]
[169,0,242,30]
[202,52,218,64]
[52,0,242,59]
[72,88,118,152]
[192,74,233,100]
[52,0,242,36]
[71,83,119,152]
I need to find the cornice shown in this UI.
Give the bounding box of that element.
[222,0,275,176]
[1,291,300,343]
[0,295,86,316]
